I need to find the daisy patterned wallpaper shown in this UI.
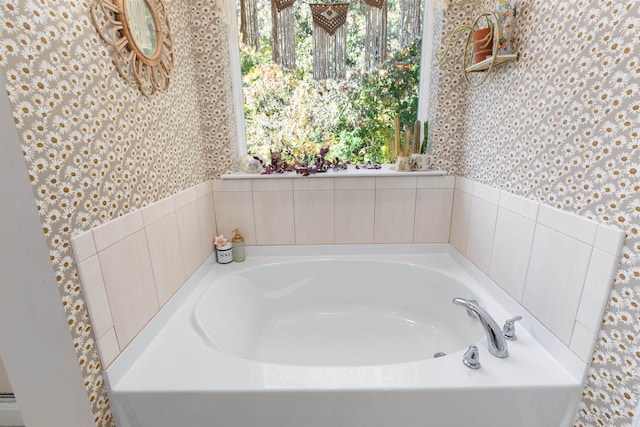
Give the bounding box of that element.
[430,1,639,426]
[0,0,638,425]
[0,0,235,424]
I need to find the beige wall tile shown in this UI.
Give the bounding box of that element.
[213,191,257,245]
[96,328,120,369]
[98,230,159,349]
[141,196,176,226]
[145,213,187,307]
[465,197,498,274]
[253,191,295,245]
[294,190,334,244]
[176,202,208,277]
[414,188,453,243]
[374,189,416,243]
[522,225,592,344]
[76,255,113,340]
[70,231,97,263]
[92,211,144,252]
[197,193,217,256]
[334,177,375,190]
[335,189,375,244]
[449,189,472,254]
[489,209,537,302]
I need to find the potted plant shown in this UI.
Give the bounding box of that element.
[434,0,517,87]
[435,0,497,67]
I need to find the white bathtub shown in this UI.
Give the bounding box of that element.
[106,245,585,427]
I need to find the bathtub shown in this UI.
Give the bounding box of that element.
[105,244,585,427]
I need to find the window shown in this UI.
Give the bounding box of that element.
[226,0,437,165]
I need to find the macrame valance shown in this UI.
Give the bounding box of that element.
[364,0,387,70]
[309,3,349,80]
[310,3,349,35]
[237,0,394,79]
[272,0,297,69]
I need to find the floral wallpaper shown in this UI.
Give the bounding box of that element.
[430,1,640,426]
[0,0,235,425]
[1,0,638,424]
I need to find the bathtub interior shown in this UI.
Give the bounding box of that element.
[192,259,484,366]
[105,245,587,427]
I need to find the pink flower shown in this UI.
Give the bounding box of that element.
[214,235,227,246]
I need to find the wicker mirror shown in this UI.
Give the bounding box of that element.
[91,0,174,97]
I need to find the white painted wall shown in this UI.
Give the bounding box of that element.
[0,359,12,395]
[0,73,95,426]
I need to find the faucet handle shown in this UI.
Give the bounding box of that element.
[463,345,481,369]
[503,315,523,341]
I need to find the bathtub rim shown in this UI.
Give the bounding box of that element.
[104,243,587,391]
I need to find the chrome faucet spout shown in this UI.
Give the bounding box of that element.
[452,297,508,358]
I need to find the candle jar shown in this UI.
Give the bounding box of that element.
[216,242,233,264]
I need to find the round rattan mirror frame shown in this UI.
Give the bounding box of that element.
[91,0,174,97]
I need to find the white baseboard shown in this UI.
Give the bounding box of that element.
[0,397,23,426]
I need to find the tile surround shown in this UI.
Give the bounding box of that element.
[374,189,417,243]
[465,197,498,274]
[335,189,375,244]
[213,191,257,245]
[449,189,472,253]
[451,177,625,363]
[75,255,113,340]
[252,190,296,245]
[213,176,456,246]
[176,200,210,274]
[294,190,335,244]
[72,174,624,419]
[413,188,453,243]
[98,229,159,349]
[523,224,593,344]
[489,208,536,301]
[71,183,218,368]
[96,328,120,370]
[145,213,187,306]
[74,176,457,367]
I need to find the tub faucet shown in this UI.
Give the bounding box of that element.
[452,298,509,358]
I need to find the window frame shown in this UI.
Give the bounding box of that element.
[225,0,438,158]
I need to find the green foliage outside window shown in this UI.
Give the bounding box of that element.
[241,0,422,165]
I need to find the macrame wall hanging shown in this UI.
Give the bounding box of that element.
[399,0,420,48]
[240,0,260,51]
[363,0,387,70]
[272,0,297,69]
[309,3,349,80]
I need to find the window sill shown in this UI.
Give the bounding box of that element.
[221,164,446,179]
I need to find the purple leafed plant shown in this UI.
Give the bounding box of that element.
[256,148,349,176]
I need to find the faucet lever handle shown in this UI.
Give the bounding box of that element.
[503,315,522,341]
[463,345,481,369]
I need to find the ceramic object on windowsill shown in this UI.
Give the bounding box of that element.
[394,154,433,172]
[395,156,413,172]
[411,154,433,171]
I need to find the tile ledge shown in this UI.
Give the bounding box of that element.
[221,164,447,179]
